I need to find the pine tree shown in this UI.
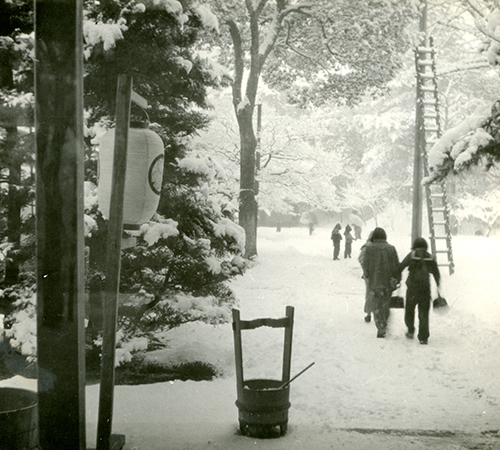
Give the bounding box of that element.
[3,0,246,366]
[0,0,35,290]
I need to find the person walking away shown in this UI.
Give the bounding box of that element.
[349,210,364,240]
[344,224,355,258]
[358,231,374,323]
[399,237,440,345]
[361,227,400,338]
[309,221,315,235]
[330,223,342,260]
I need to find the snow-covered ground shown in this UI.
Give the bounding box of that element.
[2,222,500,449]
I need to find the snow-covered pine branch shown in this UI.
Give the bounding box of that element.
[424,103,496,184]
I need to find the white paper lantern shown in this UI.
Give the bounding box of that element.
[98,127,165,229]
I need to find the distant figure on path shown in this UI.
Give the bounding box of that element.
[276,220,281,232]
[358,231,374,323]
[361,227,400,338]
[349,210,364,240]
[399,237,441,345]
[344,224,355,258]
[301,210,317,235]
[330,223,342,260]
[309,221,315,235]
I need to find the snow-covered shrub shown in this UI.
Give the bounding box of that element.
[81,0,243,369]
[2,284,36,362]
[2,0,243,375]
[116,206,247,344]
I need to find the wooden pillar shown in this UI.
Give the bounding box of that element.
[281,306,294,383]
[411,0,428,245]
[412,93,424,244]
[96,74,132,450]
[34,0,86,449]
[232,309,245,400]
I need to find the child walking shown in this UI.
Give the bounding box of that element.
[344,224,355,258]
[330,223,342,260]
[399,237,441,345]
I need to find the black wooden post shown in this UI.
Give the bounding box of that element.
[34,0,86,448]
[96,74,132,450]
[281,306,294,383]
[411,0,428,244]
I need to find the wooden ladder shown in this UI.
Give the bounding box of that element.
[415,38,455,275]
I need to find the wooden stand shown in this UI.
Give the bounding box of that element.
[96,75,132,450]
[232,306,294,438]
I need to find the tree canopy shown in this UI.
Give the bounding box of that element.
[425,0,500,183]
[196,0,419,256]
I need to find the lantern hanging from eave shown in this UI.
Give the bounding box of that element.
[98,126,165,230]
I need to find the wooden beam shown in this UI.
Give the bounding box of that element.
[131,90,148,109]
[232,309,245,400]
[282,306,294,383]
[96,74,132,450]
[34,0,86,448]
[237,316,290,330]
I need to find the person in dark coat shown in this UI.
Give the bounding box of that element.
[399,237,441,345]
[361,227,400,338]
[309,221,315,235]
[344,224,355,258]
[330,223,342,260]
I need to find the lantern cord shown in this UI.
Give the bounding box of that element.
[139,106,150,125]
[131,103,150,127]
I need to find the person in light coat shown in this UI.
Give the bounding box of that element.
[358,231,374,323]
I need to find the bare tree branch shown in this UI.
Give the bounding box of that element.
[462,0,487,19]
[438,63,491,76]
[462,0,500,44]
[284,21,331,73]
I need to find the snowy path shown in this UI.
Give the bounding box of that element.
[96,227,499,449]
[3,226,499,449]
[231,228,500,434]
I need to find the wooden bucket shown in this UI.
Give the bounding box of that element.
[0,387,38,450]
[236,379,290,438]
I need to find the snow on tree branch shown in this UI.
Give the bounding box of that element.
[83,19,127,57]
[1,91,34,109]
[193,4,219,32]
[139,220,180,246]
[258,3,313,59]
[424,102,500,184]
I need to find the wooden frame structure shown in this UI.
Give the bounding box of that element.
[232,306,294,436]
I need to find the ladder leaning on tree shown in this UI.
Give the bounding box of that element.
[414,37,455,275]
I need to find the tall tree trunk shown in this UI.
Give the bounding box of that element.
[237,109,258,258]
